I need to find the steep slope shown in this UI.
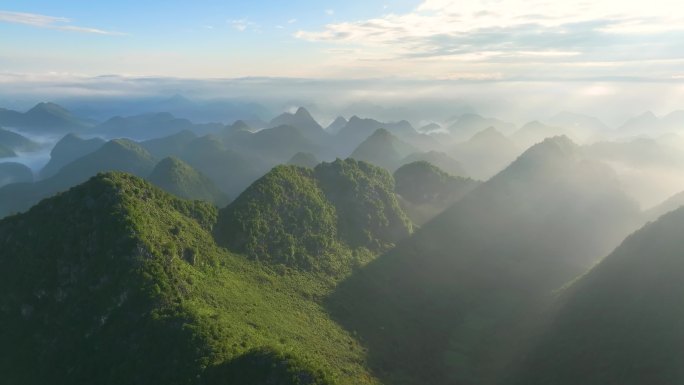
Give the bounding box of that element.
[0,128,40,152]
[0,162,33,187]
[349,128,418,171]
[452,127,521,180]
[327,136,641,385]
[394,161,480,224]
[148,157,229,206]
[216,159,412,273]
[509,208,684,385]
[0,139,156,217]
[40,133,106,178]
[0,172,378,385]
[400,150,468,177]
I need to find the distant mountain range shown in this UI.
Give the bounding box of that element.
[0,102,92,133]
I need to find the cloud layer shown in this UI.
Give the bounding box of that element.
[295,0,684,80]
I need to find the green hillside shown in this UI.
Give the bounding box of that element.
[509,207,684,385]
[0,172,379,385]
[216,159,412,273]
[40,133,105,178]
[0,139,156,218]
[148,157,229,206]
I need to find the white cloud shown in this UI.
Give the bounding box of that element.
[294,0,684,79]
[288,18,298,24]
[230,18,259,32]
[325,9,335,16]
[0,10,124,35]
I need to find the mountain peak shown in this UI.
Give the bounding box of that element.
[294,106,313,118]
[27,102,70,116]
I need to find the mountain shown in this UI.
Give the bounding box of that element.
[40,133,106,178]
[0,139,156,218]
[511,121,568,148]
[327,136,641,385]
[147,157,229,206]
[400,150,468,178]
[178,135,271,198]
[0,172,378,385]
[226,125,324,164]
[215,159,412,273]
[618,111,660,133]
[0,144,15,158]
[0,102,90,133]
[447,113,516,141]
[509,207,684,385]
[335,116,417,155]
[452,126,521,180]
[325,116,348,134]
[394,161,480,224]
[288,152,319,168]
[96,112,223,140]
[140,130,197,159]
[0,162,33,187]
[349,128,418,171]
[0,128,40,152]
[268,107,330,145]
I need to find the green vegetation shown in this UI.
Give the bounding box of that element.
[215,165,342,271]
[509,207,684,385]
[40,133,105,178]
[216,159,412,273]
[0,138,156,218]
[0,172,379,385]
[314,158,412,249]
[148,157,229,206]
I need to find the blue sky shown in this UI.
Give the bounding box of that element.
[1,0,684,83]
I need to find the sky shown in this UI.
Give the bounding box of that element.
[2,0,684,80]
[1,0,684,123]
